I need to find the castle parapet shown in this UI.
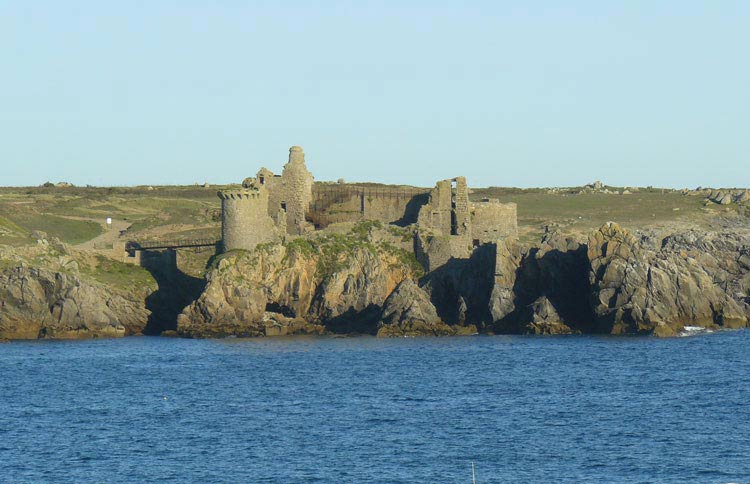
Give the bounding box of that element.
[217,189,265,200]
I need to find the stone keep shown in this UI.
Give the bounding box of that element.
[218,186,278,252]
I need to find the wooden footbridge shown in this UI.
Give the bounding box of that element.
[125,237,220,252]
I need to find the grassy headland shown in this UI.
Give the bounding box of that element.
[1,183,747,251]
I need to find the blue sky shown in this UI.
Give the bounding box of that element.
[1,1,748,188]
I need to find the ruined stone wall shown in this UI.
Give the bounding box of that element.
[363,188,428,225]
[256,147,314,235]
[309,185,429,228]
[218,188,278,252]
[266,181,284,226]
[453,177,470,236]
[257,171,283,218]
[417,180,452,234]
[308,186,363,227]
[414,177,517,273]
[471,200,518,243]
[280,146,314,235]
[417,177,472,236]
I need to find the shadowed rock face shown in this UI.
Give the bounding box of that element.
[588,223,750,336]
[420,243,499,328]
[0,266,150,339]
[522,296,574,335]
[490,233,592,335]
[377,279,462,337]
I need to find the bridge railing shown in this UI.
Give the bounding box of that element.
[125,238,220,251]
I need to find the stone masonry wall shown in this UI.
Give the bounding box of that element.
[471,200,518,243]
[256,170,284,223]
[308,185,429,228]
[417,177,472,236]
[280,146,314,235]
[454,177,470,236]
[218,189,279,252]
[417,180,452,235]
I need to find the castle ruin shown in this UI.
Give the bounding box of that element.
[251,145,315,236]
[218,146,518,270]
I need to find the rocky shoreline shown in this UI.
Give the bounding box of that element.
[0,239,155,339]
[2,222,749,340]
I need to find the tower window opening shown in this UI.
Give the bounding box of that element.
[259,175,265,185]
[281,202,287,212]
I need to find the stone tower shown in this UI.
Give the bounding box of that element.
[217,184,278,252]
[279,146,314,235]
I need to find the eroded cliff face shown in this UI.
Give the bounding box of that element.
[588,223,750,336]
[0,242,152,339]
[436,223,750,337]
[177,228,421,337]
[177,221,750,338]
[489,232,591,335]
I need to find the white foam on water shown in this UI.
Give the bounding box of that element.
[677,325,714,337]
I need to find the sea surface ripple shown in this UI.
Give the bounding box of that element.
[2,331,750,483]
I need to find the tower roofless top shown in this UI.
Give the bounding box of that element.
[288,145,305,164]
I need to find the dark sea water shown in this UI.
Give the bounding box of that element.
[2,332,750,484]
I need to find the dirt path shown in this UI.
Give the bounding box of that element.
[75,219,131,250]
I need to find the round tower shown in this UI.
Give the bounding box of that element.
[217,186,278,252]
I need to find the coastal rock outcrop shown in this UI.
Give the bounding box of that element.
[377,279,459,336]
[588,222,750,336]
[490,232,591,335]
[178,220,750,339]
[487,238,523,323]
[178,226,422,337]
[521,296,575,335]
[0,244,151,339]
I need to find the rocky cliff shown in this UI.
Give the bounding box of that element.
[588,222,750,336]
[177,225,423,337]
[484,232,590,334]
[0,240,153,339]
[177,222,750,338]
[485,223,750,336]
